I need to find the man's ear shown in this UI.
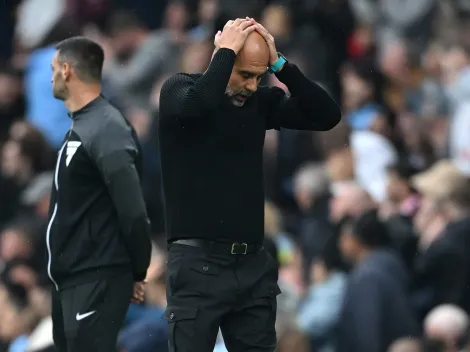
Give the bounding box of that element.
[62,63,72,81]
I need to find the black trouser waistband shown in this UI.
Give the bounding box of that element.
[169,239,262,255]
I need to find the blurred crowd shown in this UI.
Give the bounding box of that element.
[2,0,470,351]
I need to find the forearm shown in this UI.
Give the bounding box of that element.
[275,63,341,130]
[91,120,152,280]
[160,48,236,119]
[192,48,236,105]
[107,166,152,281]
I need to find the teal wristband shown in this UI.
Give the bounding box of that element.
[268,53,287,74]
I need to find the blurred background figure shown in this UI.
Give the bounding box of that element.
[381,160,420,270]
[329,181,375,224]
[1,0,470,351]
[388,338,423,352]
[410,160,470,322]
[424,304,469,352]
[337,210,419,351]
[296,234,346,352]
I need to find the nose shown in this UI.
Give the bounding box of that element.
[246,78,258,93]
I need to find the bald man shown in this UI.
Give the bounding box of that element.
[424,304,469,351]
[158,18,341,352]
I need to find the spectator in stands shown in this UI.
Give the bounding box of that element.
[0,272,37,351]
[103,8,185,109]
[337,210,419,351]
[0,66,24,144]
[297,234,347,351]
[0,224,35,265]
[263,202,299,341]
[341,58,388,135]
[1,123,54,190]
[329,181,375,224]
[424,304,469,352]
[381,160,420,269]
[445,44,470,175]
[411,160,470,320]
[293,163,335,281]
[340,58,401,201]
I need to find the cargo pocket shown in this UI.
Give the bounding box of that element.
[249,283,282,346]
[252,283,282,313]
[164,306,198,352]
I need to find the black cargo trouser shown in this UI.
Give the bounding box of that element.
[51,272,133,352]
[165,242,281,352]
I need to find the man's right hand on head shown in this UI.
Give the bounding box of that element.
[214,18,256,54]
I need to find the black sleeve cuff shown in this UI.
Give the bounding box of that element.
[274,62,299,84]
[213,48,236,61]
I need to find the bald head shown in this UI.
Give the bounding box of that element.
[236,31,269,67]
[225,31,270,107]
[330,181,375,222]
[425,304,469,343]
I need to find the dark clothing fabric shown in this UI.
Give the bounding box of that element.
[385,214,418,271]
[52,271,133,352]
[263,236,280,269]
[158,48,341,244]
[0,1,18,62]
[164,242,281,352]
[35,347,57,352]
[298,195,335,277]
[300,195,333,244]
[46,96,151,291]
[411,217,470,321]
[0,174,21,228]
[338,250,419,352]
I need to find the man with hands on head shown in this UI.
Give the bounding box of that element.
[159,17,341,352]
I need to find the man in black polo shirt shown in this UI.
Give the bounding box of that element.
[159,18,341,352]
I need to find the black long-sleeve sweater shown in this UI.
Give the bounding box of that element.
[158,48,341,244]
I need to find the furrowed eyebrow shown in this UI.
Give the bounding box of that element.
[239,70,265,78]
